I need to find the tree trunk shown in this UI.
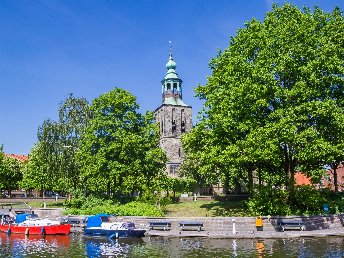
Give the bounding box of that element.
[107,180,110,197]
[284,144,296,205]
[258,169,262,189]
[331,162,339,193]
[248,169,254,196]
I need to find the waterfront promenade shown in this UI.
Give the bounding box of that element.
[57,212,344,239]
[129,215,344,238]
[2,200,344,239]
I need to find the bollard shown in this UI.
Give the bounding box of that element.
[232,219,236,235]
[256,216,263,231]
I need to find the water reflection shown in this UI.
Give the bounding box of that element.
[0,233,72,257]
[84,236,144,257]
[0,233,344,257]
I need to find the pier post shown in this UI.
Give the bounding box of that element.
[232,219,236,235]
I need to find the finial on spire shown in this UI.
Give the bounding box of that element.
[169,41,173,60]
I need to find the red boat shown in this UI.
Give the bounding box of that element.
[0,214,71,235]
[0,223,71,235]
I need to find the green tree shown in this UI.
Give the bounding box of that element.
[23,95,91,195]
[0,155,24,196]
[77,87,166,198]
[22,143,51,196]
[58,94,91,191]
[185,4,344,203]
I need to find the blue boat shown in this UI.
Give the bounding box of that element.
[84,214,146,238]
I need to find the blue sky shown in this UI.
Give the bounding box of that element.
[0,0,342,154]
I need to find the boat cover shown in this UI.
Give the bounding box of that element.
[86,214,110,228]
[15,214,31,223]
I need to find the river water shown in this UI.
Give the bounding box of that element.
[0,233,344,257]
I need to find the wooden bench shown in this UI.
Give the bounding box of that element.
[149,221,171,231]
[179,221,203,232]
[277,219,305,231]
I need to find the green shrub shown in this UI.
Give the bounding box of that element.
[245,186,291,215]
[65,200,163,217]
[320,190,344,214]
[292,185,324,215]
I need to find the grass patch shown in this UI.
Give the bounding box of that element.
[25,200,65,208]
[164,200,249,217]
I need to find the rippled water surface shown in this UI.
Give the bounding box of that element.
[0,233,344,257]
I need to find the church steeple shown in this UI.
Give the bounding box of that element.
[154,44,193,177]
[161,44,187,106]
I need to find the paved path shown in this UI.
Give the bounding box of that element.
[36,212,344,239]
[145,228,344,239]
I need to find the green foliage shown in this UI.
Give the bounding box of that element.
[23,143,52,193]
[77,87,166,197]
[66,197,164,217]
[0,154,24,194]
[246,185,344,215]
[292,185,324,214]
[183,4,344,205]
[0,145,24,194]
[245,186,291,215]
[319,189,344,214]
[58,94,91,191]
[24,95,90,194]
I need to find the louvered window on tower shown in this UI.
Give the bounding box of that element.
[172,120,176,134]
[181,120,185,133]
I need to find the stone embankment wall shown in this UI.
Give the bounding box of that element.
[6,206,343,235]
[32,208,64,219]
[125,215,344,233]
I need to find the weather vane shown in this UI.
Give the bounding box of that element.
[169,41,172,58]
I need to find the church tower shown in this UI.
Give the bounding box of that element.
[154,47,192,177]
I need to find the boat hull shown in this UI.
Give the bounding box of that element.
[84,228,146,238]
[0,224,71,235]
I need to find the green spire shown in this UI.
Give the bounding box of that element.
[165,44,178,79]
[160,42,188,106]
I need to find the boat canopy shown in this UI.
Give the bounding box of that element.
[86,214,110,228]
[15,213,31,223]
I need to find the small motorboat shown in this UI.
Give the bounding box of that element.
[0,213,71,235]
[84,214,146,238]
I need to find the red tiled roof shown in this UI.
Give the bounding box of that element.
[294,172,312,185]
[323,164,344,192]
[4,154,28,162]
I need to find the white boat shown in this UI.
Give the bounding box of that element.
[84,214,146,238]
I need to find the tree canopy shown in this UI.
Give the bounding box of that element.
[0,146,25,196]
[182,4,344,201]
[24,95,91,195]
[77,87,167,197]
